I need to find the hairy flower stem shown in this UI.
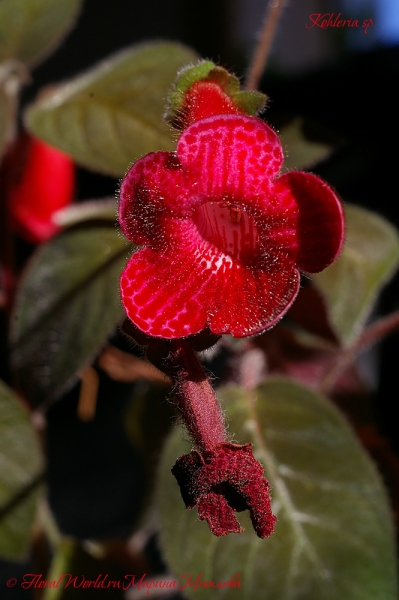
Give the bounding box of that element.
[245,0,288,90]
[167,340,226,453]
[166,340,277,538]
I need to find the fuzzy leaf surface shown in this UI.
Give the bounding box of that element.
[0,379,43,559]
[11,224,134,406]
[0,0,82,67]
[25,42,198,176]
[158,378,397,600]
[312,204,399,345]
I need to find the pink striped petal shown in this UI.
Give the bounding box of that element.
[120,246,211,338]
[177,115,283,201]
[120,236,300,339]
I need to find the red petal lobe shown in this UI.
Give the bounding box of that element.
[177,115,283,201]
[119,152,190,245]
[274,172,344,273]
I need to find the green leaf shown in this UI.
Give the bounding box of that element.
[312,204,399,346]
[25,41,198,177]
[0,80,11,158]
[0,61,27,158]
[280,118,334,170]
[158,378,397,600]
[0,379,43,559]
[0,0,82,67]
[10,224,135,407]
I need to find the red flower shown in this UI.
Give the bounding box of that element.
[119,114,344,339]
[8,135,74,244]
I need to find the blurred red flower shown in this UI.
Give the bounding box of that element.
[8,135,74,244]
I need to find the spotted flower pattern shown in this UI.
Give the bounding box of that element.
[119,114,344,339]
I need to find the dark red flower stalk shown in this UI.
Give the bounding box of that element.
[166,340,276,538]
[7,134,74,244]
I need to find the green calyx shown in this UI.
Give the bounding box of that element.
[165,60,267,126]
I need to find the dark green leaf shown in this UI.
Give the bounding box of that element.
[0,0,82,67]
[0,81,10,158]
[280,118,334,170]
[25,42,198,176]
[0,61,27,158]
[0,379,43,559]
[10,224,135,406]
[158,378,397,600]
[312,204,399,345]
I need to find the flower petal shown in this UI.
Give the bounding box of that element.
[119,151,191,245]
[274,172,345,273]
[197,492,243,536]
[120,244,210,338]
[209,258,300,337]
[177,115,283,201]
[120,222,300,338]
